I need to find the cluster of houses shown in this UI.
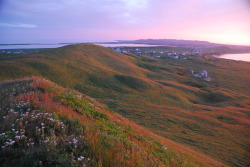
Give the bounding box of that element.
[111,46,221,57]
[111,47,217,62]
[111,47,191,59]
[0,49,40,55]
[189,70,212,82]
[0,50,25,54]
[112,47,214,82]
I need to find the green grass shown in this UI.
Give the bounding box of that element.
[0,43,249,166]
[0,77,227,167]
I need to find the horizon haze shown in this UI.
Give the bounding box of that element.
[0,0,250,45]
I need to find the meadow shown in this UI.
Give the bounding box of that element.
[0,44,249,166]
[0,76,227,167]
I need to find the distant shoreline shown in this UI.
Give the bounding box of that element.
[0,43,75,45]
[1,43,250,63]
[215,53,250,62]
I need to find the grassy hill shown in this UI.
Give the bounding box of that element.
[0,76,226,167]
[0,44,249,166]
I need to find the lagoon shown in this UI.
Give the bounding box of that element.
[218,53,250,62]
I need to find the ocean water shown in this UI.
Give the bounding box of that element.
[0,43,161,49]
[0,44,69,49]
[218,53,250,62]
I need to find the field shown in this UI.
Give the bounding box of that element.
[0,76,227,166]
[0,44,249,166]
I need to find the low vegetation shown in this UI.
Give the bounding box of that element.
[0,44,249,166]
[0,77,227,167]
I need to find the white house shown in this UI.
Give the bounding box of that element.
[173,55,179,59]
[194,74,201,77]
[189,70,194,75]
[115,48,122,53]
[199,70,208,77]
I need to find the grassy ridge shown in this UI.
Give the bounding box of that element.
[0,77,227,167]
[0,44,249,166]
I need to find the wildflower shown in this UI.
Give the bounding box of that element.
[162,146,167,150]
[77,156,84,161]
[15,136,21,139]
[10,141,15,145]
[73,138,78,144]
[0,133,5,136]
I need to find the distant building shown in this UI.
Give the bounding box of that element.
[189,70,194,75]
[173,55,179,59]
[199,70,208,77]
[115,48,122,53]
[194,74,200,77]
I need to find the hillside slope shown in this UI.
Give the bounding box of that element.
[0,77,227,167]
[0,44,249,166]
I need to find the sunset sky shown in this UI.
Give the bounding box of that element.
[0,0,250,45]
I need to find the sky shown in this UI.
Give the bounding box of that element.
[0,0,250,45]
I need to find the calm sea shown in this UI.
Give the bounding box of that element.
[218,53,250,62]
[0,44,69,49]
[0,43,161,49]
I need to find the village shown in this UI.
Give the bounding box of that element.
[0,46,217,83]
[0,49,39,54]
[112,46,214,82]
[111,45,228,57]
